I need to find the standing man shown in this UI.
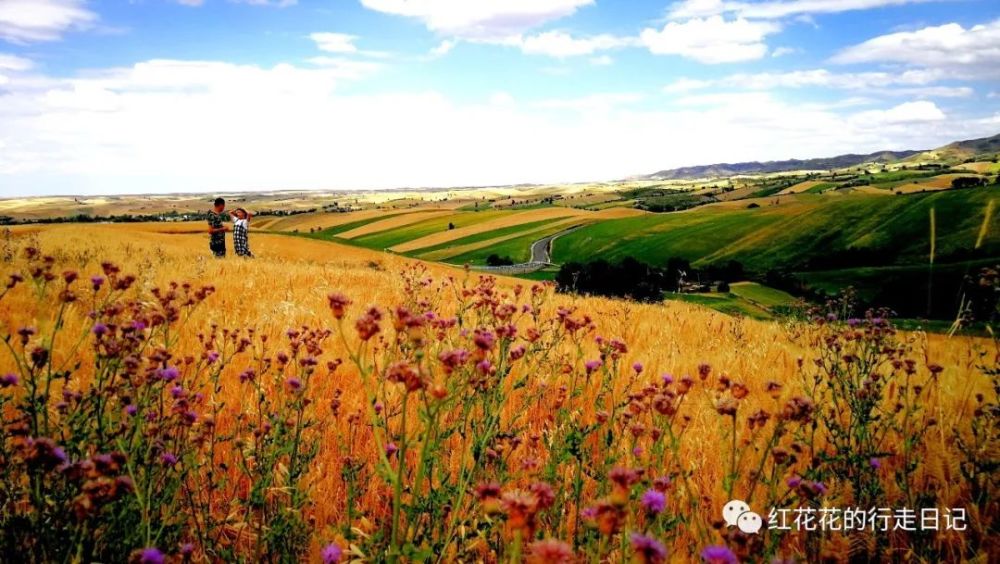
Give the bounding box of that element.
[207,197,229,258]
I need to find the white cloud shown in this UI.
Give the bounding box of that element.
[771,46,798,57]
[667,0,931,20]
[1,58,997,196]
[0,0,96,43]
[640,16,780,63]
[832,19,1000,77]
[430,39,456,57]
[0,53,32,71]
[518,31,633,58]
[850,100,946,125]
[590,55,613,65]
[662,77,712,93]
[359,0,593,39]
[663,68,975,98]
[309,32,358,54]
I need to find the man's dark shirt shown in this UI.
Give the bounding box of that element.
[208,210,226,256]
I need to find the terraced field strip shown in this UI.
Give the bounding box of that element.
[955,161,1000,174]
[337,210,457,240]
[446,220,595,265]
[412,217,575,260]
[884,173,986,194]
[552,188,1000,271]
[779,180,827,195]
[350,210,509,249]
[391,207,587,253]
[256,209,388,232]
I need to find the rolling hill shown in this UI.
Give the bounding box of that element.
[641,133,1000,180]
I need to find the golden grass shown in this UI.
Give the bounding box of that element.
[390,208,588,253]
[778,180,825,195]
[955,161,1000,174]
[0,223,992,560]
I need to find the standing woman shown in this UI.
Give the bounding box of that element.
[232,208,254,258]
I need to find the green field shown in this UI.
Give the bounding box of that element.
[552,188,1000,271]
[446,222,585,265]
[297,212,408,239]
[664,292,774,320]
[350,210,508,249]
[408,217,564,258]
[729,282,798,308]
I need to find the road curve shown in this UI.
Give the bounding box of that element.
[470,225,584,274]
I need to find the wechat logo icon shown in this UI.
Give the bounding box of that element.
[723,499,763,534]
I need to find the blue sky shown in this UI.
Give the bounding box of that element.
[0,0,998,196]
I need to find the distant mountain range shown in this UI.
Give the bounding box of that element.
[641,133,1000,180]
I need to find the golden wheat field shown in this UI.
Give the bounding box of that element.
[0,223,996,562]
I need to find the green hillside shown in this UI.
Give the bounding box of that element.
[552,188,1000,272]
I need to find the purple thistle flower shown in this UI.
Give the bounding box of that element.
[870,457,882,470]
[285,377,303,391]
[786,475,802,489]
[385,442,399,458]
[138,547,165,564]
[158,366,179,382]
[661,373,674,385]
[321,542,343,564]
[131,320,147,331]
[811,481,828,495]
[640,489,666,515]
[92,323,109,336]
[585,360,602,373]
[160,452,178,466]
[179,543,194,556]
[0,373,19,388]
[206,351,220,364]
[630,533,668,563]
[632,361,644,374]
[170,385,184,398]
[125,404,138,416]
[700,545,738,564]
[90,275,105,291]
[239,369,255,383]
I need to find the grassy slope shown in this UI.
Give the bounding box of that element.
[553,188,1000,271]
[407,217,564,257]
[300,213,409,239]
[729,282,798,308]
[447,222,587,265]
[351,210,508,249]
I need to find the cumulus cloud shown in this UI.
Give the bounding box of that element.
[663,68,973,97]
[851,100,946,125]
[518,31,634,58]
[429,39,456,57]
[310,32,358,54]
[3,56,997,196]
[832,19,1000,77]
[640,16,780,63]
[0,53,32,71]
[359,0,593,39]
[667,0,932,20]
[0,0,96,43]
